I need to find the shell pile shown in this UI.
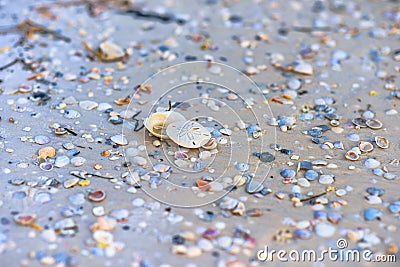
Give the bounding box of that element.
[144,110,212,149]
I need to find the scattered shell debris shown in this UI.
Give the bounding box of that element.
[0,0,399,266]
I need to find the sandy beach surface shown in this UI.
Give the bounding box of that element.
[0,0,399,266]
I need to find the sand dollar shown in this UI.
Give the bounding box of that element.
[166,120,211,148]
[144,111,186,139]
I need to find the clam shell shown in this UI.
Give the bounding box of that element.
[144,111,186,139]
[39,162,54,171]
[366,119,383,129]
[14,213,36,225]
[374,136,389,149]
[166,121,211,148]
[38,146,56,159]
[110,134,128,145]
[54,127,67,135]
[352,118,367,128]
[345,150,359,161]
[358,141,374,153]
[88,190,106,202]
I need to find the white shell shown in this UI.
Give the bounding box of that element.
[144,111,186,139]
[110,134,128,145]
[166,121,211,148]
[79,100,98,110]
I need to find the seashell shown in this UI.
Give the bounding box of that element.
[71,156,86,167]
[90,217,117,232]
[79,100,98,110]
[201,138,217,150]
[18,84,33,93]
[114,97,130,106]
[54,127,67,135]
[98,41,125,62]
[63,178,80,189]
[280,168,296,179]
[246,180,264,194]
[366,119,383,129]
[246,208,263,217]
[358,141,374,153]
[327,212,342,224]
[315,224,335,238]
[366,187,385,196]
[333,141,344,150]
[374,136,389,149]
[153,163,171,173]
[293,60,313,75]
[218,197,239,210]
[9,178,25,186]
[232,202,246,216]
[14,213,36,225]
[34,192,52,204]
[364,208,382,221]
[144,111,186,139]
[365,158,380,169]
[175,151,189,159]
[196,180,210,191]
[39,162,53,171]
[38,146,56,159]
[305,170,318,181]
[34,135,50,145]
[352,117,367,128]
[110,134,128,145]
[166,121,211,148]
[93,230,114,247]
[388,203,400,214]
[330,119,340,126]
[293,229,311,240]
[345,150,359,161]
[54,155,70,167]
[319,174,334,185]
[98,103,113,111]
[63,110,81,119]
[88,190,106,202]
[55,218,78,236]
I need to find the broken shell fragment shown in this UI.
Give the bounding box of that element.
[144,111,186,139]
[166,121,211,148]
[98,41,125,62]
[366,119,383,129]
[358,141,374,153]
[345,150,360,161]
[114,97,131,106]
[374,136,389,149]
[201,138,218,150]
